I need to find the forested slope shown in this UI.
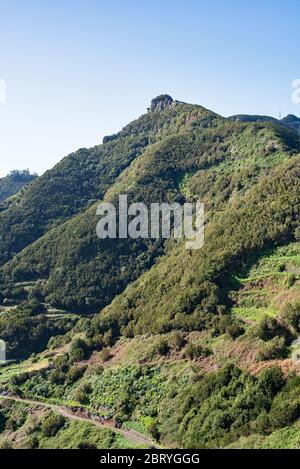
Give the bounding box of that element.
[1,97,300,449]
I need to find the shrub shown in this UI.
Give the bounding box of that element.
[253,316,283,341]
[103,330,115,347]
[49,369,66,385]
[74,383,92,404]
[226,324,245,339]
[85,364,104,377]
[11,372,30,386]
[66,365,87,384]
[99,348,111,363]
[257,367,285,397]
[69,338,89,363]
[148,420,160,440]
[255,411,271,435]
[26,435,39,449]
[91,334,104,351]
[282,302,300,334]
[0,439,13,449]
[170,331,186,351]
[215,316,244,338]
[257,336,287,360]
[41,412,66,437]
[0,411,7,433]
[269,400,300,429]
[286,273,296,288]
[154,339,169,356]
[185,343,212,360]
[54,353,70,372]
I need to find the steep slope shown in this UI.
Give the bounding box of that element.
[1,117,297,312]
[0,99,223,310]
[89,155,300,337]
[0,96,214,266]
[1,97,300,449]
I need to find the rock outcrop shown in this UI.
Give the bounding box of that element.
[149,94,174,112]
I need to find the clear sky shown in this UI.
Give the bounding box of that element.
[1,0,300,176]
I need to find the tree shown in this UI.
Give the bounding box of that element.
[69,338,89,363]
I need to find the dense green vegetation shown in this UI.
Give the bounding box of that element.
[0,301,76,359]
[0,101,215,267]
[0,170,37,204]
[85,156,300,343]
[4,356,300,449]
[1,96,300,449]
[1,118,297,314]
[0,401,144,449]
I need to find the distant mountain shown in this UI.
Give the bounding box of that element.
[281,114,300,133]
[229,113,300,133]
[0,170,37,203]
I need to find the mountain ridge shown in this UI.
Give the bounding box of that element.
[229,113,300,134]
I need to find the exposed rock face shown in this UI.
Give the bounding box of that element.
[149,94,174,112]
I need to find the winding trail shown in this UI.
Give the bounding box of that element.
[0,395,161,449]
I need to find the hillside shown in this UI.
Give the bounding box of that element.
[1,96,300,449]
[0,170,37,204]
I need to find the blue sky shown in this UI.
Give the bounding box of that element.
[0,0,300,176]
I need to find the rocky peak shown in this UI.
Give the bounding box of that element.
[149,94,174,112]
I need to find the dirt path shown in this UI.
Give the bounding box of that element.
[0,395,160,449]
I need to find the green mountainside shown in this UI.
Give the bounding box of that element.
[1,96,300,449]
[0,170,37,204]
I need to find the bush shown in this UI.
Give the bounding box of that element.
[170,331,186,351]
[49,369,66,385]
[255,411,271,435]
[0,439,13,449]
[11,372,30,386]
[41,412,66,437]
[26,435,39,449]
[185,343,212,360]
[257,367,285,397]
[215,316,244,339]
[257,336,287,360]
[74,383,92,404]
[286,273,296,288]
[66,365,87,384]
[226,324,245,339]
[85,364,104,377]
[99,348,111,363]
[154,339,169,356]
[253,316,283,341]
[54,353,70,372]
[69,338,89,363]
[269,400,300,429]
[0,411,7,433]
[103,330,115,347]
[91,334,104,351]
[282,302,300,334]
[148,420,160,440]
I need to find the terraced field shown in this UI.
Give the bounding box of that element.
[231,242,300,323]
